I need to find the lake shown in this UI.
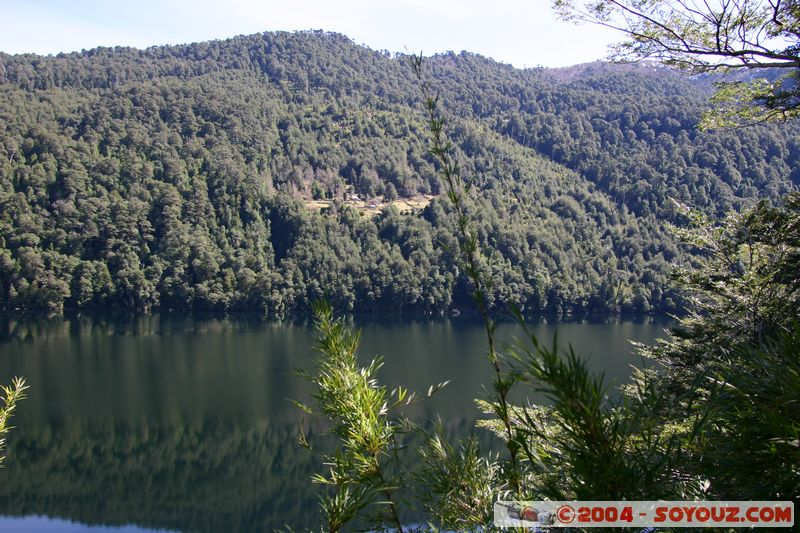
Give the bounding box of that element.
[0,313,671,532]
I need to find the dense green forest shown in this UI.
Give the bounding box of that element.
[1,31,798,317]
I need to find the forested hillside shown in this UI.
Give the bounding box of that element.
[1,31,797,317]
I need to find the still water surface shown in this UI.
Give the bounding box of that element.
[0,314,671,532]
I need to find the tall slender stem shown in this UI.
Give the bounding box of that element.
[411,55,521,495]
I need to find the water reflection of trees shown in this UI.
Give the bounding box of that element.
[0,417,488,532]
[0,314,660,530]
[0,421,322,532]
[0,313,291,344]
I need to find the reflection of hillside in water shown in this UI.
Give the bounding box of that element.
[0,420,325,532]
[0,417,486,532]
[0,314,669,531]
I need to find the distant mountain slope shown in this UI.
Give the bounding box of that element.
[0,31,797,316]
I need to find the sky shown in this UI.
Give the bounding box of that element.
[0,0,620,68]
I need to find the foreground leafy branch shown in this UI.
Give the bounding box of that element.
[297,301,451,532]
[410,52,524,497]
[638,193,800,500]
[0,377,27,468]
[554,0,800,127]
[503,330,697,501]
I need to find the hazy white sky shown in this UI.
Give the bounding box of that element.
[0,0,621,68]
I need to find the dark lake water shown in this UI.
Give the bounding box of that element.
[0,314,671,532]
